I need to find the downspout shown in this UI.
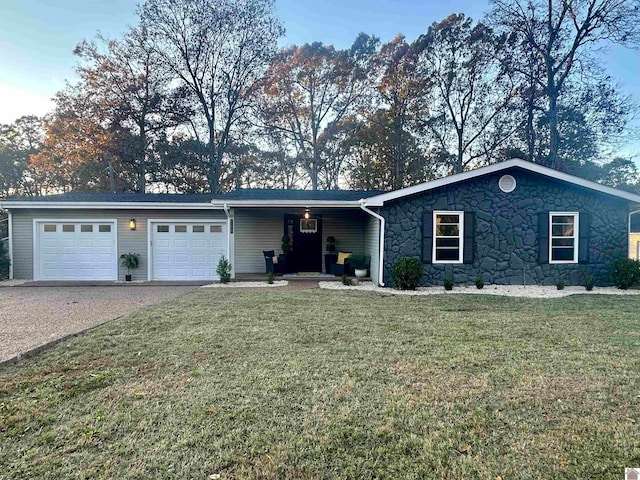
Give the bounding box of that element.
[359,200,385,287]
[223,203,234,277]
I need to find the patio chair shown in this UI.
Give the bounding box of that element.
[263,250,286,275]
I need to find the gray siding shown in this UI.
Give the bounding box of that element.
[364,214,380,285]
[233,208,369,273]
[233,208,284,274]
[11,209,225,280]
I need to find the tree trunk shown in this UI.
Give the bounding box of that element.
[208,125,219,193]
[548,87,560,170]
[456,128,464,174]
[526,88,535,162]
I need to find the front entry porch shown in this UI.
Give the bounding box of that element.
[231,207,379,282]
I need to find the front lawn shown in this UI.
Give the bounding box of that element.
[1,288,639,479]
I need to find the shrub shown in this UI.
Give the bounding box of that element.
[267,272,275,284]
[611,258,640,290]
[556,279,565,290]
[119,252,139,273]
[443,278,454,291]
[216,256,232,283]
[391,257,423,290]
[475,276,484,290]
[584,274,595,291]
[342,274,350,285]
[0,241,9,280]
[348,253,370,270]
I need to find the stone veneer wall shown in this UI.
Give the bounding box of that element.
[381,168,630,286]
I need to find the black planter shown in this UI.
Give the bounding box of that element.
[125,274,132,282]
[324,253,337,275]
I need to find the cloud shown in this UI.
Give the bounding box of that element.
[0,84,54,124]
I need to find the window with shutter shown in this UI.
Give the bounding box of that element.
[549,212,579,263]
[432,211,464,264]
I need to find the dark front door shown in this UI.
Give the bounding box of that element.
[284,214,322,272]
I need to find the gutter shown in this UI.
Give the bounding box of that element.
[359,200,385,287]
[0,201,224,210]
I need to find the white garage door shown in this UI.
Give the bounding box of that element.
[36,221,117,280]
[151,222,227,280]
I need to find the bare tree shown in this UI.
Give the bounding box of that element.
[490,0,640,169]
[416,14,519,174]
[141,0,284,192]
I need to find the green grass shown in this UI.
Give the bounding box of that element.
[1,289,639,479]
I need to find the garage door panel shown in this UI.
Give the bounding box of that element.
[37,221,117,281]
[151,222,226,281]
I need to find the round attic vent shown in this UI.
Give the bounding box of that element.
[499,174,516,193]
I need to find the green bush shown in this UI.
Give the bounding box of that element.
[267,272,275,284]
[556,279,565,290]
[348,253,370,270]
[0,241,10,280]
[342,273,350,285]
[443,278,454,291]
[216,256,232,284]
[475,276,484,290]
[390,257,423,290]
[611,258,640,290]
[584,274,595,291]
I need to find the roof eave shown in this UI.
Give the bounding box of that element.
[363,159,640,206]
[0,201,222,210]
[210,200,363,208]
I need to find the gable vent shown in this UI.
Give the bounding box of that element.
[499,174,516,193]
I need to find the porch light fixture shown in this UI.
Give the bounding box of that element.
[129,219,136,230]
[304,209,310,219]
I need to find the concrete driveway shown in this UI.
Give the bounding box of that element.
[0,286,198,363]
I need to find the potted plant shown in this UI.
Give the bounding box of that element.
[324,236,337,274]
[281,235,291,273]
[119,252,139,282]
[348,253,370,278]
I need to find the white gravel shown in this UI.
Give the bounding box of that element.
[201,280,288,288]
[319,281,640,298]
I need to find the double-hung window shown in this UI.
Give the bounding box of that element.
[433,211,464,263]
[549,212,578,263]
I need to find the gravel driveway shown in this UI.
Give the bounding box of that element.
[0,286,198,363]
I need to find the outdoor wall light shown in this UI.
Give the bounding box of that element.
[129,219,136,230]
[304,209,310,219]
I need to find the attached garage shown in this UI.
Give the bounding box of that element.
[35,220,117,281]
[149,221,227,281]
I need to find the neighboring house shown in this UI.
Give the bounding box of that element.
[1,159,639,286]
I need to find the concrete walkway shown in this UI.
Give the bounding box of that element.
[0,285,198,363]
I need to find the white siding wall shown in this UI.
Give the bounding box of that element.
[364,213,380,285]
[11,209,225,280]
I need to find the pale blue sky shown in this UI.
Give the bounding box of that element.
[0,0,638,157]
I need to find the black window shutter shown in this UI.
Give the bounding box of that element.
[463,212,475,264]
[578,213,591,263]
[538,212,549,263]
[422,211,433,263]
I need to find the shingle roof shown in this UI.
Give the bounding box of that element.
[5,189,385,203]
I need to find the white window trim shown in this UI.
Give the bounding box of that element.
[432,210,464,264]
[549,212,579,264]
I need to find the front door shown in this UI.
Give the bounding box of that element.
[284,214,322,272]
